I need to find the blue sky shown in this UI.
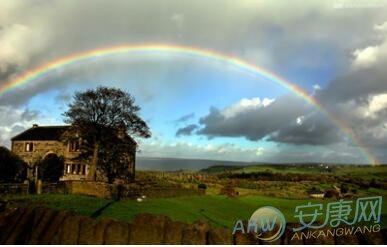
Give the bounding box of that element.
[0,0,386,164]
[25,57,292,159]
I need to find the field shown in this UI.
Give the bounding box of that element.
[201,164,387,179]
[1,164,386,231]
[197,164,387,199]
[2,193,387,229]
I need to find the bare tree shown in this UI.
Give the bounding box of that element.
[63,86,151,181]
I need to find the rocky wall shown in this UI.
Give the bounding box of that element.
[0,203,385,245]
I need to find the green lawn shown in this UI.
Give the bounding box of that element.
[2,194,386,229]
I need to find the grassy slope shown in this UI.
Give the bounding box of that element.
[2,194,386,229]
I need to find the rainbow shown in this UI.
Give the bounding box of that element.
[0,43,379,165]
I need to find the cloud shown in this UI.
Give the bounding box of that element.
[355,93,387,119]
[367,93,387,116]
[1,0,386,106]
[267,113,340,145]
[222,97,275,118]
[193,95,345,146]
[1,0,387,162]
[139,140,272,162]
[375,21,387,31]
[54,91,72,105]
[296,116,304,125]
[197,96,314,141]
[173,113,195,123]
[351,21,387,69]
[0,106,40,146]
[139,138,370,163]
[352,46,379,68]
[175,124,198,137]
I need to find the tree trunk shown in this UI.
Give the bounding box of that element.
[88,142,99,181]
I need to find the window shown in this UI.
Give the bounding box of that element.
[25,142,33,152]
[69,139,80,152]
[66,164,71,174]
[72,164,76,174]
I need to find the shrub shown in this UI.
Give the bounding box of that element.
[198,183,207,190]
[0,146,26,183]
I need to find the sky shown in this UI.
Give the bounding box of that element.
[0,0,387,164]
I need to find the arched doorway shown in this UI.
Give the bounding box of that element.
[37,152,64,182]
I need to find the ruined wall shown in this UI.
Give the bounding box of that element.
[0,204,385,244]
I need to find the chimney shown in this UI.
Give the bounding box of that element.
[32,124,38,128]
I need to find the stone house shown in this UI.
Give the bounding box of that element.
[11,124,136,181]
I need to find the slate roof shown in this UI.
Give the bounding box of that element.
[11,125,137,145]
[11,126,70,141]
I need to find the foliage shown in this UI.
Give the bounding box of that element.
[37,155,65,182]
[0,146,26,183]
[340,183,349,194]
[62,86,151,182]
[198,183,207,189]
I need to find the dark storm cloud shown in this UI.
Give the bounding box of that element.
[267,114,341,145]
[197,95,314,141]
[175,124,198,137]
[318,66,387,103]
[0,76,72,106]
[193,19,387,150]
[1,0,386,106]
[0,63,18,82]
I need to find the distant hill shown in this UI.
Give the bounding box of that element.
[136,157,384,176]
[201,163,335,174]
[136,157,256,171]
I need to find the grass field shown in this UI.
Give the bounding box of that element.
[2,194,386,229]
[202,164,387,180]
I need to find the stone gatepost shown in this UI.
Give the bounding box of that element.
[36,179,43,195]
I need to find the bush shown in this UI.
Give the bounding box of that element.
[340,183,349,193]
[0,146,26,183]
[324,189,339,198]
[198,183,207,190]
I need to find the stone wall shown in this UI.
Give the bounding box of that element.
[0,204,385,244]
[41,182,68,194]
[41,181,204,199]
[66,181,112,198]
[0,180,204,200]
[12,140,70,165]
[0,183,29,195]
